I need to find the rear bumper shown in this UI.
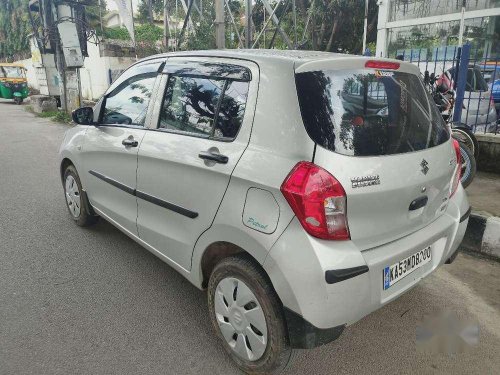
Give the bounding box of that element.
[264,185,469,348]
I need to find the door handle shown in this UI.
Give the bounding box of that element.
[198,150,228,164]
[122,137,138,147]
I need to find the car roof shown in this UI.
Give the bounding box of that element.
[144,49,376,67]
[142,49,419,75]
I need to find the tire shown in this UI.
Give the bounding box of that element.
[452,127,479,159]
[14,97,23,105]
[63,165,98,226]
[458,142,476,189]
[207,255,294,374]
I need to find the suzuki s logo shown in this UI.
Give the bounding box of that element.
[421,159,429,175]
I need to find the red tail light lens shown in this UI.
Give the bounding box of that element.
[365,60,400,70]
[280,161,350,240]
[450,139,461,197]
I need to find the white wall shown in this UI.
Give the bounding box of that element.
[15,41,136,101]
[15,58,40,90]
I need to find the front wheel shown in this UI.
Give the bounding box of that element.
[459,142,476,189]
[207,255,294,374]
[14,97,23,105]
[63,165,98,226]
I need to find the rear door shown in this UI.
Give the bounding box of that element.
[295,58,455,250]
[136,58,257,270]
[82,60,162,235]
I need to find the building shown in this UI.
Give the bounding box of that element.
[376,0,500,60]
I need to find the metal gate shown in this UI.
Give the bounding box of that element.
[392,44,499,135]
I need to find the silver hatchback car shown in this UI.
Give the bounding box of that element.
[60,50,470,374]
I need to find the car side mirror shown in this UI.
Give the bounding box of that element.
[72,107,94,125]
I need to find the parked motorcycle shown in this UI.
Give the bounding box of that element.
[424,70,477,188]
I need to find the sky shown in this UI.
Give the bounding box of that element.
[106,0,141,13]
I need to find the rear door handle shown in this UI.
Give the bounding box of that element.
[198,150,228,164]
[122,137,138,147]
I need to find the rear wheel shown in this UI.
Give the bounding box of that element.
[452,128,478,159]
[207,255,293,374]
[63,165,98,226]
[458,142,476,189]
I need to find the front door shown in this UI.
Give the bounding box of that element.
[82,60,162,235]
[136,59,256,270]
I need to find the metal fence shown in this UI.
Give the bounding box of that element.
[392,44,499,135]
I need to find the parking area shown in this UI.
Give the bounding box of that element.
[1,101,499,375]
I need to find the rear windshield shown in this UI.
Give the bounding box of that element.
[295,69,449,156]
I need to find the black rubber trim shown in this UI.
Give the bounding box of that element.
[283,307,344,349]
[136,190,198,219]
[460,206,472,223]
[325,265,369,284]
[88,170,135,195]
[88,170,198,219]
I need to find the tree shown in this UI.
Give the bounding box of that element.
[0,0,31,60]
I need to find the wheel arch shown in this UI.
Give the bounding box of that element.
[60,157,74,182]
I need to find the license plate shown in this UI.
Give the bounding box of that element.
[383,246,432,290]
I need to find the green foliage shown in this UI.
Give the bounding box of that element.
[103,27,132,40]
[0,0,31,59]
[136,23,164,42]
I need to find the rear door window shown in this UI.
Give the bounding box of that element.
[295,69,449,156]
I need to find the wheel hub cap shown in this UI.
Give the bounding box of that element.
[65,175,81,218]
[214,277,268,362]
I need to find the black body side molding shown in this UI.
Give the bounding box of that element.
[88,170,198,219]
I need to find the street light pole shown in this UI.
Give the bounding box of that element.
[362,0,369,53]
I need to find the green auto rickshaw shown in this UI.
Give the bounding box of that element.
[0,63,29,104]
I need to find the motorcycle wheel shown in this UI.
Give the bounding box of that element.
[458,142,476,189]
[452,128,479,159]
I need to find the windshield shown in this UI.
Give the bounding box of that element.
[295,69,449,157]
[0,66,25,79]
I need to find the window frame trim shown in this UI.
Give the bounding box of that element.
[154,71,247,142]
[96,60,164,129]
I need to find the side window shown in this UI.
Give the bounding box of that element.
[214,81,249,139]
[159,75,224,136]
[101,62,160,126]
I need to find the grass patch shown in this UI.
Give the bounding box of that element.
[25,105,72,124]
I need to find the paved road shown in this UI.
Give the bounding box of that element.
[1,101,499,375]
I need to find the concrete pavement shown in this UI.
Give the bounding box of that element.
[1,100,499,375]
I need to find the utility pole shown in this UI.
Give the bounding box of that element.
[215,0,225,49]
[458,0,466,46]
[163,0,170,50]
[245,0,252,48]
[362,0,369,53]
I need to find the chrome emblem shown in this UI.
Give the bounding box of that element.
[421,159,429,175]
[351,175,380,188]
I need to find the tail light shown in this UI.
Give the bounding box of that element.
[450,139,461,197]
[280,161,349,240]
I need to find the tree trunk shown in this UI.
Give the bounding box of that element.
[148,0,154,24]
[317,17,327,50]
[325,11,341,52]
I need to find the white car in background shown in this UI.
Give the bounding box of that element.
[60,50,470,374]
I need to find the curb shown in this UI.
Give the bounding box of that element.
[462,211,500,260]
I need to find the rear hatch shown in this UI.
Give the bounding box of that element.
[295,58,456,250]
